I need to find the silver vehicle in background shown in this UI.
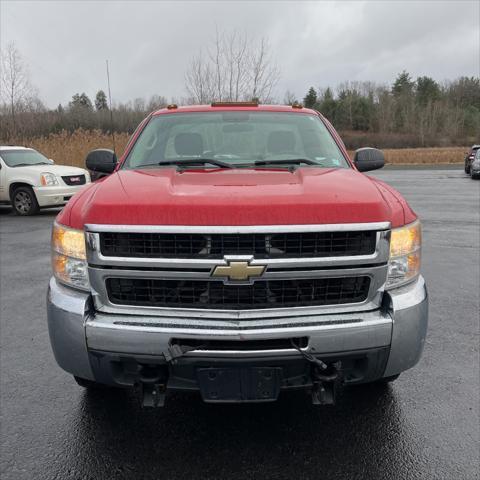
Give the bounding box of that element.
[470,148,480,179]
[464,145,480,175]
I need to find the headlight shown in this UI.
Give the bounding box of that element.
[51,223,89,290]
[41,173,59,186]
[386,220,421,289]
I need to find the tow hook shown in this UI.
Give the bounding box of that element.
[136,366,168,408]
[289,340,343,405]
[310,362,342,405]
[138,343,204,407]
[141,382,167,408]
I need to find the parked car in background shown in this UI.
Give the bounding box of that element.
[470,148,480,179]
[464,145,480,174]
[0,146,90,215]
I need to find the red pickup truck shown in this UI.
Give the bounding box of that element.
[47,103,428,406]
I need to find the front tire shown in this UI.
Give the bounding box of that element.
[12,186,39,216]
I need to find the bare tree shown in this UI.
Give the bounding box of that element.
[185,51,215,104]
[224,30,249,101]
[249,37,280,102]
[185,30,280,104]
[147,94,167,111]
[1,42,34,132]
[283,90,298,105]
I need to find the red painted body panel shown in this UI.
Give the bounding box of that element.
[58,167,410,229]
[369,176,417,225]
[151,104,319,115]
[56,105,416,230]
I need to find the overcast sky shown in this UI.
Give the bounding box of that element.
[1,0,479,107]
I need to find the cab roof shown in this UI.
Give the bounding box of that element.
[152,104,319,116]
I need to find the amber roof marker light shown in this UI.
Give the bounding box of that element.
[291,102,303,109]
[167,104,178,110]
[211,101,259,107]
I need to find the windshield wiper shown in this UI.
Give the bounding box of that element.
[157,158,234,169]
[254,158,318,167]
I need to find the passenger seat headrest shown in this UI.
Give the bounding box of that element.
[174,133,204,156]
[267,131,296,154]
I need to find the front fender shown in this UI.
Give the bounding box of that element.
[7,174,38,197]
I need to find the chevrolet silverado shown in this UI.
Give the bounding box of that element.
[47,103,428,406]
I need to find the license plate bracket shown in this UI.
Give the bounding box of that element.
[197,367,282,403]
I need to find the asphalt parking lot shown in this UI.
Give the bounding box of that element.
[1,167,479,480]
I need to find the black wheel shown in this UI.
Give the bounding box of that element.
[74,376,107,389]
[377,374,400,384]
[12,186,39,216]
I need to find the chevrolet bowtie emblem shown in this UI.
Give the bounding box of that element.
[211,260,266,282]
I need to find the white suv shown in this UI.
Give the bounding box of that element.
[0,146,90,215]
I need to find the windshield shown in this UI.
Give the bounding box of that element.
[0,149,52,167]
[123,111,349,170]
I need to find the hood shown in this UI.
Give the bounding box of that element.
[61,167,410,229]
[13,164,87,175]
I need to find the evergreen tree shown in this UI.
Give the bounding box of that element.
[95,90,109,110]
[392,71,415,97]
[318,88,337,123]
[303,87,318,108]
[416,76,440,106]
[69,92,93,110]
[392,71,415,131]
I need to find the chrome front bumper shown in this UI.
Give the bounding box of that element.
[47,276,428,384]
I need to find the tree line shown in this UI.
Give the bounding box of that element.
[299,73,480,147]
[1,39,479,148]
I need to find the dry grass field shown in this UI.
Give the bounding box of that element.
[21,130,131,167]
[14,129,467,167]
[373,147,467,165]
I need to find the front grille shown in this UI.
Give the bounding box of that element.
[106,276,371,310]
[100,231,377,259]
[62,174,86,186]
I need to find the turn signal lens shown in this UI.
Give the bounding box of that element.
[52,223,86,260]
[386,220,422,289]
[390,220,421,257]
[51,223,89,290]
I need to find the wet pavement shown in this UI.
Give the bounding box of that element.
[1,168,479,479]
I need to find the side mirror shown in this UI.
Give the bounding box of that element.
[354,147,385,172]
[86,149,117,175]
